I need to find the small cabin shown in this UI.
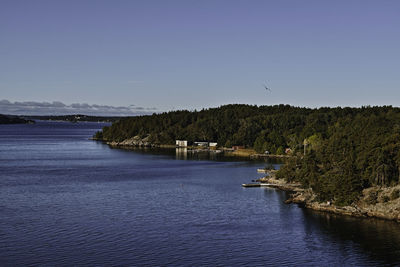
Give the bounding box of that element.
[209,142,217,147]
[194,141,208,147]
[176,140,188,147]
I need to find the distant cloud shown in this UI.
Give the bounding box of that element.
[0,100,157,116]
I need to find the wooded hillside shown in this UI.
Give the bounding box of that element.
[95,104,400,204]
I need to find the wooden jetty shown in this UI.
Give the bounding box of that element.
[242,183,261,188]
[242,183,275,188]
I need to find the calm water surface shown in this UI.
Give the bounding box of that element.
[1,121,400,266]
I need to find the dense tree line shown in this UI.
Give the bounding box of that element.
[0,114,34,124]
[27,114,121,123]
[277,106,400,205]
[96,104,313,152]
[96,104,400,205]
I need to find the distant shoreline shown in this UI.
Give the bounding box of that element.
[25,115,121,123]
[0,114,34,125]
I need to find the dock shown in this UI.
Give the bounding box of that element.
[242,183,261,188]
[242,183,276,188]
[250,154,290,159]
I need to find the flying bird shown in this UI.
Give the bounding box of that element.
[264,84,271,92]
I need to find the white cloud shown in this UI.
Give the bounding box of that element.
[0,100,158,116]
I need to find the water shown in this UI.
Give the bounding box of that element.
[1,121,400,266]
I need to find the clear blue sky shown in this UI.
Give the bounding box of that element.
[1,0,400,113]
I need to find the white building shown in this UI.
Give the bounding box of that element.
[209,142,218,147]
[176,140,188,147]
[194,141,208,147]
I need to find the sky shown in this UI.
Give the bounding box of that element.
[1,0,400,115]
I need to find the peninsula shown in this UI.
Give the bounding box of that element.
[94,104,400,221]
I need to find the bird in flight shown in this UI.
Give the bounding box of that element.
[264,83,271,92]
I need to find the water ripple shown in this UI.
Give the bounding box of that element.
[1,122,400,266]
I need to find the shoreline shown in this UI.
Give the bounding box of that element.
[94,137,400,223]
[258,177,400,223]
[96,137,400,223]
[95,138,289,159]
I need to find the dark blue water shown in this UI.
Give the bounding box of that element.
[1,121,400,266]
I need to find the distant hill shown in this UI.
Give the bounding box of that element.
[0,114,35,124]
[26,114,123,123]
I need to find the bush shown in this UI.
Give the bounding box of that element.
[366,191,378,205]
[276,146,284,155]
[390,189,400,200]
[382,195,390,203]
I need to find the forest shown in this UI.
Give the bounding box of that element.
[0,114,34,124]
[95,104,400,205]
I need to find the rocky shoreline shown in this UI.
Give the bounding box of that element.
[259,176,400,223]
[94,136,290,159]
[95,136,174,148]
[106,136,159,147]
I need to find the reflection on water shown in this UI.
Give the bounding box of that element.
[302,208,400,265]
[176,147,187,160]
[120,146,285,164]
[2,121,400,266]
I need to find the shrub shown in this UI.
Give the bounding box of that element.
[366,191,378,205]
[390,189,400,200]
[382,195,390,202]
